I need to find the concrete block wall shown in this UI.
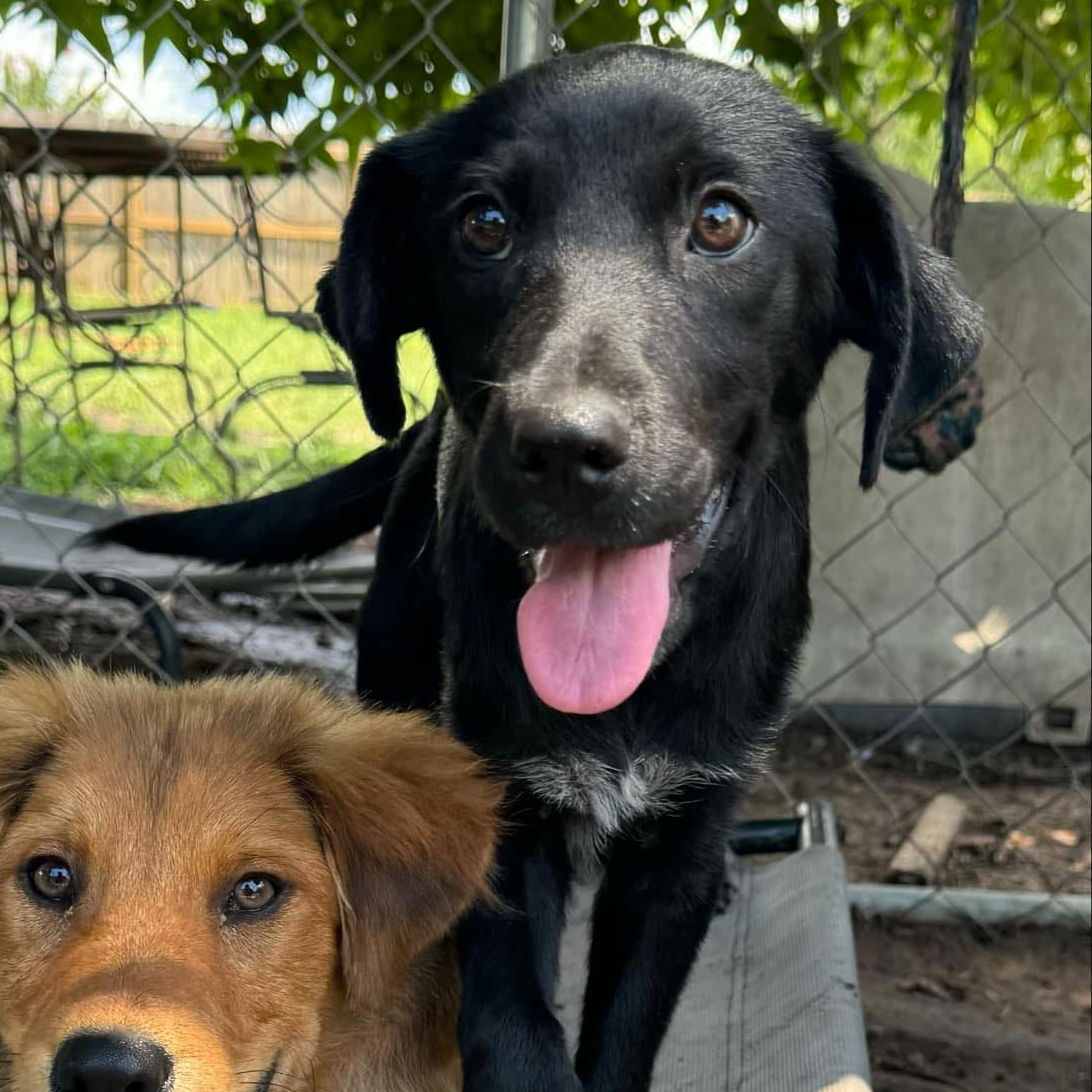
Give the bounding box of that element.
[796,168,1091,741]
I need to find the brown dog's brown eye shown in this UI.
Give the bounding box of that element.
[226,873,282,917]
[690,191,753,256]
[461,202,511,257]
[27,856,76,905]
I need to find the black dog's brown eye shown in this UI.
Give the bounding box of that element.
[27,856,76,905]
[691,191,753,256]
[226,873,282,916]
[461,202,511,257]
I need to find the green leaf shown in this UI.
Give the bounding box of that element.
[228,138,289,175]
[1,0,1085,204]
[75,13,115,66]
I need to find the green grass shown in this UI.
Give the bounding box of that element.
[0,293,439,507]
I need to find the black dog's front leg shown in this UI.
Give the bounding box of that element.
[458,793,581,1092]
[575,786,735,1092]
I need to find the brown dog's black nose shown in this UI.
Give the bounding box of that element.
[511,394,630,500]
[51,1034,172,1092]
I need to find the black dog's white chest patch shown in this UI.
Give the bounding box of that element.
[512,752,741,877]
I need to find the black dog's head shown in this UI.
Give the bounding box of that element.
[317,45,983,712]
[318,45,981,534]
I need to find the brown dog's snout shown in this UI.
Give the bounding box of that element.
[50,1033,172,1092]
[509,391,631,504]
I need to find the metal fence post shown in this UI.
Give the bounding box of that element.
[501,0,555,76]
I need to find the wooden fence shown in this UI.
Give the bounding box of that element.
[31,168,353,312]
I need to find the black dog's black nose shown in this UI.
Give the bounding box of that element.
[511,395,630,498]
[51,1034,172,1092]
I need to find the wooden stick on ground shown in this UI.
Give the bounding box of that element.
[886,793,968,885]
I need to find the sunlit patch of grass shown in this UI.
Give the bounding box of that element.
[0,292,438,506]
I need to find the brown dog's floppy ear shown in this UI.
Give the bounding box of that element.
[300,705,500,1011]
[316,139,426,441]
[0,665,68,828]
[825,138,984,488]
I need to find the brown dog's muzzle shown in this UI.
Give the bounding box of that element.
[18,954,241,1092]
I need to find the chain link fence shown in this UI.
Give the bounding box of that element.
[0,0,1089,916]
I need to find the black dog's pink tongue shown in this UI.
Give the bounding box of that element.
[516,541,672,714]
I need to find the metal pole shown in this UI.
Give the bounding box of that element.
[849,884,1092,931]
[500,0,555,77]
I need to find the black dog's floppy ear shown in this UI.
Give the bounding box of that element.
[314,264,340,347]
[317,140,425,440]
[826,139,984,488]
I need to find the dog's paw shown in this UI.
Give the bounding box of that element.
[714,874,736,915]
[462,1039,582,1092]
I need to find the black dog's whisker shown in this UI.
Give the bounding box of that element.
[761,467,810,536]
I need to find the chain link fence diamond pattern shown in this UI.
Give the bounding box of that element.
[0,0,1088,910]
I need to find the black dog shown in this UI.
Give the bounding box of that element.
[98,45,983,1091]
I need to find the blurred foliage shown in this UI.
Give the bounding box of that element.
[0,52,107,115]
[0,0,1088,202]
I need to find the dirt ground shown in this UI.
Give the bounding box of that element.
[857,917,1090,1092]
[742,719,1091,895]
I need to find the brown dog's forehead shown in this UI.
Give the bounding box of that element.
[20,736,312,844]
[1,685,326,883]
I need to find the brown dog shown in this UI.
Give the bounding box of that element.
[0,664,501,1092]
